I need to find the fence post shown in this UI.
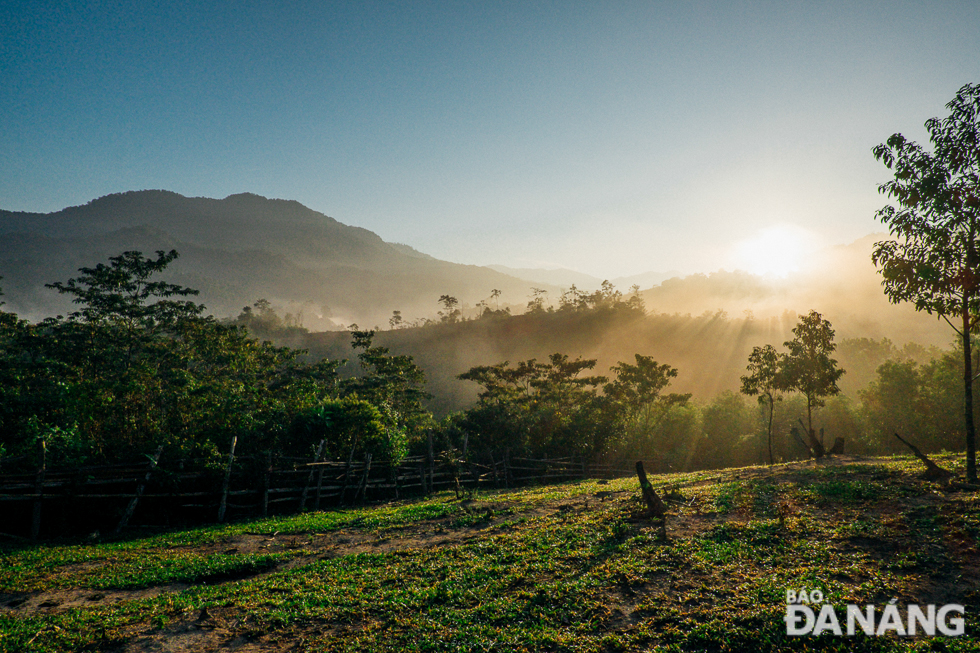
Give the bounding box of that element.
[261,451,272,518]
[469,457,480,492]
[356,453,373,505]
[217,435,238,523]
[31,438,46,540]
[390,461,400,501]
[339,444,356,505]
[314,456,326,511]
[300,439,325,512]
[115,445,164,534]
[427,431,434,495]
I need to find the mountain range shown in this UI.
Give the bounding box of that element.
[0,191,565,328]
[0,190,951,350]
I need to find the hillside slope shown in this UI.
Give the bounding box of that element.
[1,454,977,651]
[303,302,945,416]
[0,191,550,326]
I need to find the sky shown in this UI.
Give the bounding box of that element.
[2,1,979,278]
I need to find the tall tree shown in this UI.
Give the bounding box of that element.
[437,295,460,323]
[46,250,203,330]
[740,344,782,465]
[872,83,980,481]
[781,310,844,452]
[343,330,429,459]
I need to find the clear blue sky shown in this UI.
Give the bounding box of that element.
[2,1,978,277]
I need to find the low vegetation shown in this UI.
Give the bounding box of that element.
[2,454,978,652]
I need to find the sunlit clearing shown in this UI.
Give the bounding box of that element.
[732,225,810,277]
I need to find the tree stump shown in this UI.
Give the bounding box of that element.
[635,461,667,518]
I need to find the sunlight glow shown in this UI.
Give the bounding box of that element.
[731,225,811,277]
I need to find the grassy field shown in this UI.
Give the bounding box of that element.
[1,454,979,652]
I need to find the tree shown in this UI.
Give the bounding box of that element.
[389,310,403,330]
[740,344,782,465]
[491,288,501,309]
[35,251,208,456]
[437,295,460,323]
[872,83,980,481]
[457,353,609,459]
[0,250,350,463]
[605,355,683,414]
[781,310,844,453]
[526,288,548,313]
[46,250,203,330]
[343,330,429,457]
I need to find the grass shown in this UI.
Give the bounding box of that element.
[1,454,979,652]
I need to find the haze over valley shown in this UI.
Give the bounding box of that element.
[0,189,947,342]
[0,189,953,420]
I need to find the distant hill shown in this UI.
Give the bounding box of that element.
[0,191,552,327]
[487,264,679,292]
[639,234,950,348]
[0,191,951,354]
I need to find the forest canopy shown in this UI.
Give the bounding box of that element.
[0,249,971,476]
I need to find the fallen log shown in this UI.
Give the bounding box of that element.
[893,433,954,484]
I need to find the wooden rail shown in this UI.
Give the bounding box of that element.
[0,441,635,538]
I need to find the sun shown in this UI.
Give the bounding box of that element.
[731,225,810,277]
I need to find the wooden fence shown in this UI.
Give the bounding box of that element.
[0,439,634,539]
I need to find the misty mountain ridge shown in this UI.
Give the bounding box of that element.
[487,265,680,292]
[640,233,948,347]
[0,190,555,328]
[0,191,949,349]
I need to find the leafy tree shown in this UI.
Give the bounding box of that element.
[696,391,757,469]
[559,284,585,310]
[601,355,689,469]
[872,83,980,480]
[740,344,783,465]
[859,359,926,452]
[389,310,403,330]
[47,250,203,329]
[457,353,609,459]
[20,251,207,457]
[286,396,394,461]
[343,330,429,460]
[458,352,687,463]
[605,355,686,419]
[437,295,460,323]
[526,288,548,313]
[781,310,844,450]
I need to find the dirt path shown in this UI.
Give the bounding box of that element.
[0,497,608,617]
